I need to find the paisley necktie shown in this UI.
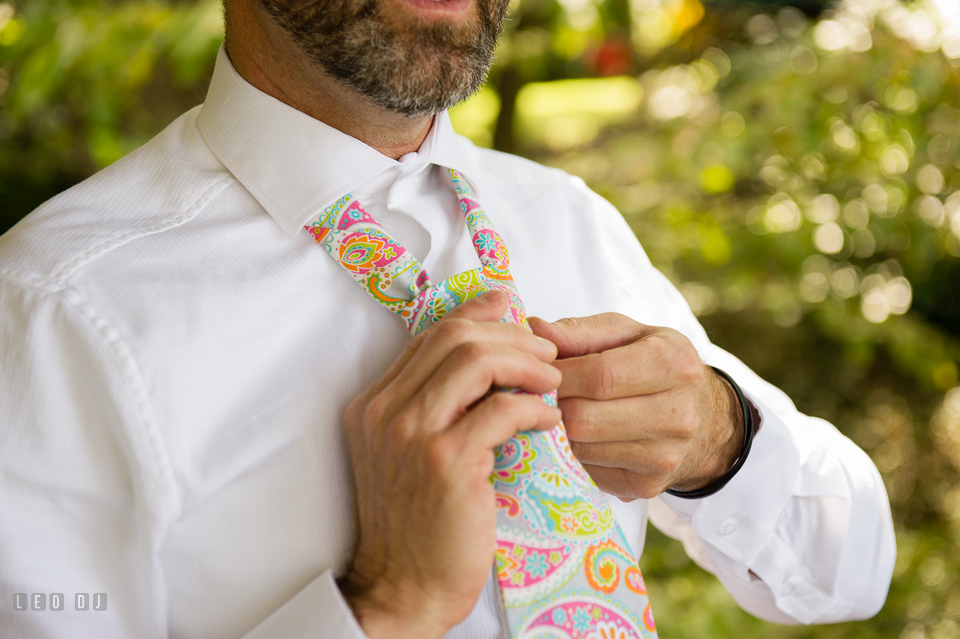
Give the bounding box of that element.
[305,169,658,639]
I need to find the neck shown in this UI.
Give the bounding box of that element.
[224,0,433,160]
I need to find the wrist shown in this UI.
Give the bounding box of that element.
[666,366,756,499]
[704,368,746,481]
[339,572,451,639]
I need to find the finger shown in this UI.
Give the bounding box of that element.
[554,330,704,400]
[400,343,562,437]
[560,393,699,443]
[457,392,561,452]
[528,313,650,358]
[580,464,662,501]
[571,439,680,477]
[444,288,511,321]
[367,290,556,402]
[375,322,557,426]
[441,291,555,363]
[367,290,510,395]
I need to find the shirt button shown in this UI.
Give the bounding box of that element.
[719,520,738,536]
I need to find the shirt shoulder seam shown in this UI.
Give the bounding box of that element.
[0,267,67,296]
[60,284,182,524]
[48,174,233,285]
[0,274,183,525]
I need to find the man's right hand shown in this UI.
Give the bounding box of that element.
[338,290,562,639]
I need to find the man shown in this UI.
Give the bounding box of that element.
[0,0,894,637]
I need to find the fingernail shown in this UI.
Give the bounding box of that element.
[480,290,505,305]
[536,336,557,353]
[547,365,562,383]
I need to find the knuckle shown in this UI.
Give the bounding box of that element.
[409,329,429,351]
[486,391,512,408]
[656,451,684,476]
[512,323,536,343]
[424,318,466,350]
[456,340,492,363]
[569,440,585,459]
[435,317,472,342]
[562,399,595,436]
[621,472,660,500]
[645,333,668,359]
[635,484,662,500]
[505,320,526,336]
[362,395,390,428]
[557,315,586,330]
[387,411,418,445]
[675,404,700,438]
[556,316,591,349]
[486,391,519,416]
[423,434,454,477]
[675,348,705,385]
[590,353,617,400]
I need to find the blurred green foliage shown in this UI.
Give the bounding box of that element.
[0,0,222,225]
[3,0,960,637]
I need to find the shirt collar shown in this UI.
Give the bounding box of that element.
[197,46,481,236]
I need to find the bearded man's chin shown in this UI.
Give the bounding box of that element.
[260,0,509,116]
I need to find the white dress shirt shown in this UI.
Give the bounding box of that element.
[0,47,894,639]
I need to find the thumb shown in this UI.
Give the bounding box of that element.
[528,313,649,358]
[440,288,511,323]
[366,289,510,397]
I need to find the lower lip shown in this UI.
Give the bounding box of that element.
[399,0,473,16]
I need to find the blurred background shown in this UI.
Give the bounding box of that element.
[2,0,960,636]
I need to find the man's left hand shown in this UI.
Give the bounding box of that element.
[529,313,744,500]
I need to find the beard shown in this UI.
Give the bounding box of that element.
[258,0,510,117]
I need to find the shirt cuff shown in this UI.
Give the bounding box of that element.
[659,389,799,560]
[242,571,369,639]
[656,389,853,623]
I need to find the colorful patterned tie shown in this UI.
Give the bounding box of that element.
[305,169,658,639]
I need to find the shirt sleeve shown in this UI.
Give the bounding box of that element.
[578,183,896,625]
[0,275,369,639]
[241,572,369,639]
